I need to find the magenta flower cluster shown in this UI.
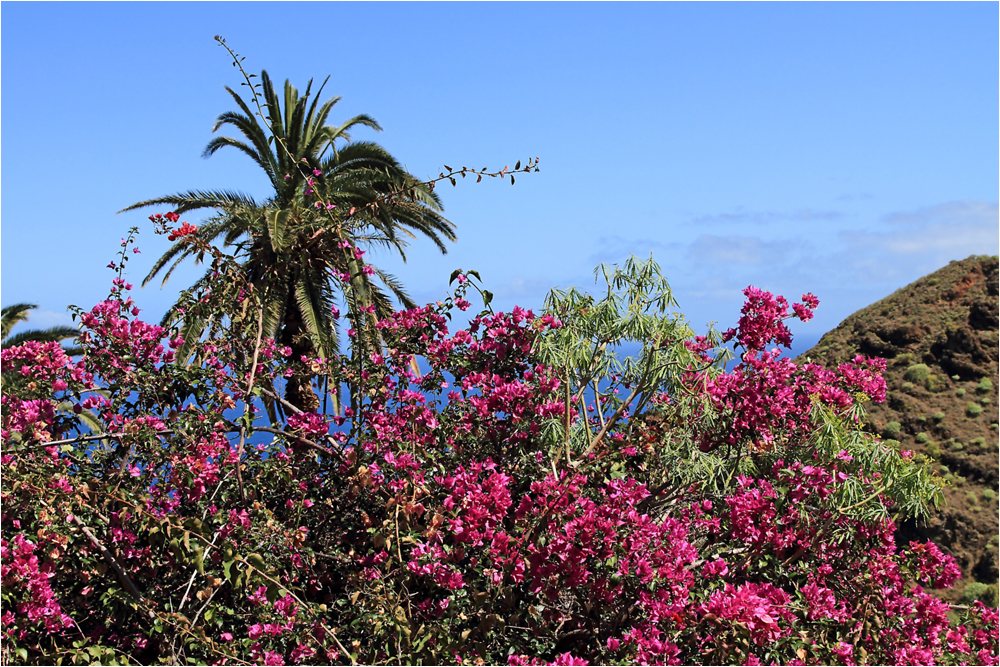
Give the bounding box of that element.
[1,257,996,666]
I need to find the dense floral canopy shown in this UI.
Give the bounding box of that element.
[2,224,996,665]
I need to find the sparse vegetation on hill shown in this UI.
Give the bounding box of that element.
[798,255,1000,605]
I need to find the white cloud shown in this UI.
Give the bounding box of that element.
[568,200,996,347]
[589,235,681,264]
[686,235,803,266]
[690,207,847,226]
[492,276,561,300]
[834,192,875,203]
[847,200,998,256]
[14,310,76,329]
[882,200,997,227]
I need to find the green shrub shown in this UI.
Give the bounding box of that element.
[905,364,931,383]
[992,423,998,431]
[970,582,998,607]
[925,442,941,459]
[977,378,994,394]
[956,388,966,397]
[915,432,929,444]
[952,375,962,381]
[962,581,1000,609]
[972,437,986,448]
[882,439,901,450]
[951,442,964,452]
[925,375,943,392]
[932,412,945,422]
[967,490,981,505]
[980,396,989,405]
[883,421,902,438]
[895,353,916,367]
[983,488,997,501]
[902,381,916,393]
[917,415,927,423]
[967,402,983,418]
[960,582,998,608]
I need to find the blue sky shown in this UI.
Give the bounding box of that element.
[3,2,997,357]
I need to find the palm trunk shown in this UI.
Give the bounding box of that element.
[281,300,321,413]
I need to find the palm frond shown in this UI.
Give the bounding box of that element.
[254,279,291,347]
[1,303,38,340]
[174,308,212,368]
[285,81,312,163]
[324,114,383,151]
[56,400,104,434]
[142,215,251,288]
[261,72,288,151]
[210,86,279,183]
[292,270,336,360]
[202,134,271,177]
[120,189,261,215]
[371,266,417,312]
[3,326,80,350]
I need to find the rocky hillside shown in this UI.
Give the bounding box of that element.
[797,255,999,605]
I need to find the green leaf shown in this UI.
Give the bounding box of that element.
[247,552,267,571]
[194,546,205,575]
[267,209,291,252]
[413,631,433,652]
[169,538,186,564]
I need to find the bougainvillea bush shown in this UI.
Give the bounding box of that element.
[2,227,998,666]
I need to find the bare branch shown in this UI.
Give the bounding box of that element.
[70,514,143,600]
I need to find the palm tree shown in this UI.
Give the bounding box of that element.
[2,303,82,355]
[122,72,455,412]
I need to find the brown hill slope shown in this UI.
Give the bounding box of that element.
[797,255,999,604]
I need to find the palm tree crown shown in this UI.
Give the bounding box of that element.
[2,303,82,355]
[122,72,456,411]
